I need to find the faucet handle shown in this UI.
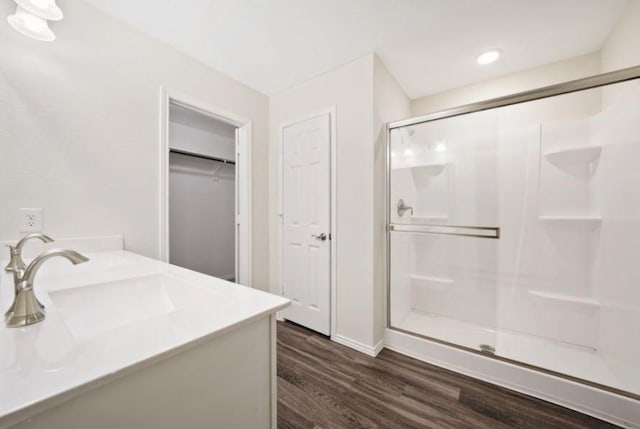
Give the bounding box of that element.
[4,234,54,273]
[5,245,21,273]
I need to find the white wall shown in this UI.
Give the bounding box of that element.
[373,56,411,342]
[269,54,376,346]
[601,0,640,72]
[269,53,409,349]
[0,0,271,290]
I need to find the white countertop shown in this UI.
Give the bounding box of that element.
[0,251,289,423]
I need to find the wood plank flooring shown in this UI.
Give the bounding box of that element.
[276,321,619,429]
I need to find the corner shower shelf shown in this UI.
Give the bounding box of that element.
[544,145,602,166]
[529,291,600,308]
[410,275,455,292]
[392,162,446,175]
[538,216,602,232]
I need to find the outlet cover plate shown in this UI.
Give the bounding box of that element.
[19,208,43,233]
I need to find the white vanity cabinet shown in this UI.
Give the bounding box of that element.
[0,250,289,429]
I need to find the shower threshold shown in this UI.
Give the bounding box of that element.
[394,310,636,395]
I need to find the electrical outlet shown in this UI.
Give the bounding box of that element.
[19,208,43,233]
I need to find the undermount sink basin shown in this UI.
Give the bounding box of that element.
[49,274,221,340]
[35,252,136,278]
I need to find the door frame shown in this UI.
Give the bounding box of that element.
[278,106,337,337]
[159,87,253,286]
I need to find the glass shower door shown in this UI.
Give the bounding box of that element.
[387,77,640,397]
[388,109,500,353]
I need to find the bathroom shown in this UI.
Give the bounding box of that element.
[1,0,639,428]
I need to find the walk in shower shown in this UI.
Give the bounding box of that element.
[386,67,640,398]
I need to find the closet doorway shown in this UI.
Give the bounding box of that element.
[159,90,252,286]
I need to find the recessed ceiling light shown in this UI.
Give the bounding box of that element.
[477,49,502,65]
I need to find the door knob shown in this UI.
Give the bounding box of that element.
[312,233,328,241]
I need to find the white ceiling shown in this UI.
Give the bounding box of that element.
[81,0,629,99]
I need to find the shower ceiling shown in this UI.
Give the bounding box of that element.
[80,0,629,98]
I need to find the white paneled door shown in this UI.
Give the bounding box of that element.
[281,114,331,335]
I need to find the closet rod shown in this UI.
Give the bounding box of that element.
[170,148,236,165]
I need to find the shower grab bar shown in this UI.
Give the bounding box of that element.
[388,224,500,239]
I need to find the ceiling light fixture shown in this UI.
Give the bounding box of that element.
[7,6,55,41]
[477,49,502,65]
[7,0,62,42]
[15,0,63,21]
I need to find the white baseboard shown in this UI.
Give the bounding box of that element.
[331,334,384,357]
[372,339,384,356]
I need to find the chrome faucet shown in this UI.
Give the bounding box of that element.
[397,199,414,217]
[5,248,89,328]
[5,233,54,273]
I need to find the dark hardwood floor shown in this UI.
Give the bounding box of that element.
[276,321,619,429]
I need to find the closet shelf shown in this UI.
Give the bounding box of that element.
[544,145,601,166]
[538,216,602,232]
[528,291,600,308]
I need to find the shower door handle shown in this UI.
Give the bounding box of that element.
[388,224,500,239]
[312,233,328,241]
